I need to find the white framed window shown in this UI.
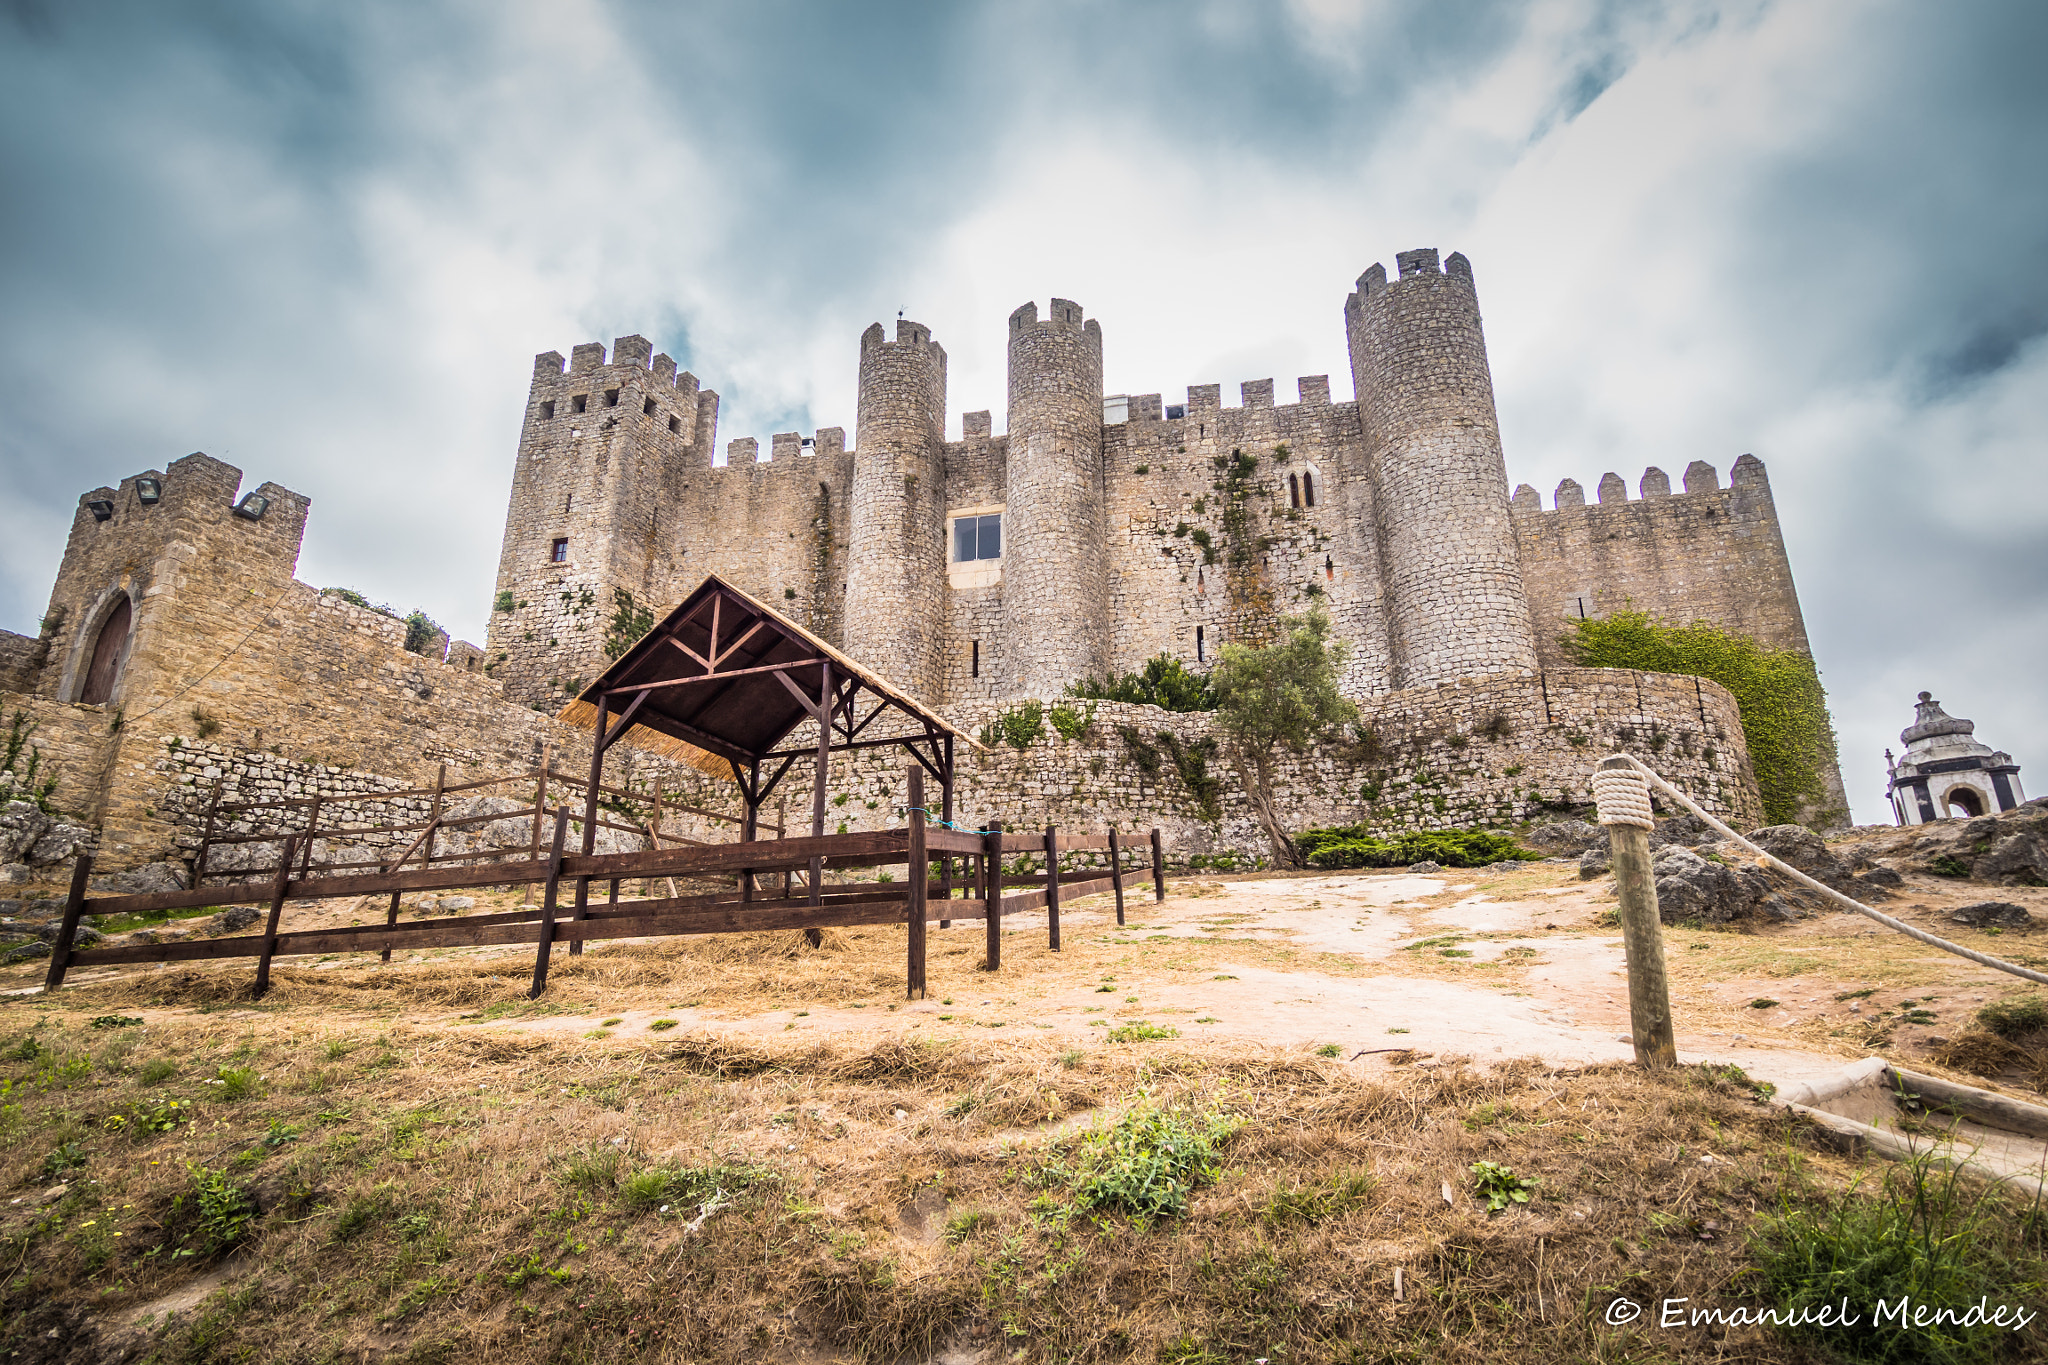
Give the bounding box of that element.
[952,512,1001,562]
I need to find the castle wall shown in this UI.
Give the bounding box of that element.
[1510,454,1813,665]
[1096,379,1393,696]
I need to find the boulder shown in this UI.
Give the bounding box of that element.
[1976,829,2048,887]
[1579,845,1611,880]
[1650,845,1777,925]
[1855,864,1904,888]
[1407,861,1442,874]
[1747,825,1857,890]
[1649,814,1720,849]
[26,822,94,866]
[1523,821,1602,855]
[1484,860,1526,872]
[90,862,188,897]
[1949,901,2033,929]
[32,921,102,948]
[0,801,50,864]
[2,863,31,884]
[209,905,263,935]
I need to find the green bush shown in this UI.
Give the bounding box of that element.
[1293,825,1534,870]
[1068,655,1217,712]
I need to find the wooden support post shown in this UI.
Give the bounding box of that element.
[301,797,322,877]
[41,855,94,993]
[421,762,446,872]
[740,762,760,906]
[777,796,791,898]
[529,808,570,998]
[253,835,296,999]
[524,744,551,905]
[906,766,927,999]
[1602,756,1678,1069]
[1108,827,1127,927]
[805,661,831,948]
[571,704,605,957]
[645,774,664,898]
[983,822,1003,972]
[938,736,954,929]
[381,889,400,964]
[1151,828,1165,902]
[194,779,223,885]
[1044,824,1061,951]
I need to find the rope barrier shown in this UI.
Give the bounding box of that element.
[1591,766,1655,829]
[1602,752,2048,989]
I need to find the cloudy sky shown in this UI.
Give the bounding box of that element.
[3,0,2043,824]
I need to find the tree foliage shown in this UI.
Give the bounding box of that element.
[1068,654,1217,713]
[1562,611,1841,827]
[1211,606,1356,758]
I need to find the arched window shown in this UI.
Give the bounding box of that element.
[1944,786,1986,819]
[80,596,132,705]
[1302,468,1317,508]
[1288,473,1301,508]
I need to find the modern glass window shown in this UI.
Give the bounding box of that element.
[551,537,569,563]
[953,513,1001,562]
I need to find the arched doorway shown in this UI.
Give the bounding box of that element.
[1944,786,1986,819]
[80,596,131,705]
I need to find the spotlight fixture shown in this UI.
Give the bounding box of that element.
[87,499,114,522]
[135,477,162,504]
[233,493,269,521]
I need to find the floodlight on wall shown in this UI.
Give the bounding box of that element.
[233,493,270,521]
[87,499,115,522]
[135,477,162,504]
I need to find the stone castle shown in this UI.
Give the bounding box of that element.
[1,248,1839,877]
[489,248,1819,714]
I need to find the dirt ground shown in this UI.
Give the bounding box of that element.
[13,852,2048,1102]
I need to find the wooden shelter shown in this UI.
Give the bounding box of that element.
[556,574,978,926]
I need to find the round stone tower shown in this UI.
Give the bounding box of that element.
[1002,299,1107,696]
[1345,248,1537,689]
[845,319,948,696]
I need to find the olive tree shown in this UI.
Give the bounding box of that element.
[1210,605,1357,867]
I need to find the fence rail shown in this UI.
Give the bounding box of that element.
[45,765,1164,1001]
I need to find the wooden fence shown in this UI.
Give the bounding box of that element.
[44,769,1162,1001]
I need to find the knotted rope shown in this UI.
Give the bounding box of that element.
[1591,764,1656,829]
[1601,753,2048,988]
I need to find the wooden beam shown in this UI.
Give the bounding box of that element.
[603,658,827,696]
[529,808,569,997]
[41,855,93,992]
[1044,824,1062,951]
[1152,828,1165,902]
[906,766,926,999]
[1108,827,1127,927]
[252,835,296,999]
[984,822,1003,973]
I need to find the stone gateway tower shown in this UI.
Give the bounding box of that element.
[1345,249,1537,689]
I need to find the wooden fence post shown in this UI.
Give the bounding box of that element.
[1107,828,1127,927]
[983,822,1003,972]
[1044,824,1061,951]
[41,855,94,993]
[524,744,551,906]
[1600,756,1677,1069]
[1151,828,1165,902]
[529,808,570,999]
[906,766,927,999]
[252,835,297,999]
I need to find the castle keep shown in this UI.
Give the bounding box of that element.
[3,248,1836,876]
[487,248,1819,714]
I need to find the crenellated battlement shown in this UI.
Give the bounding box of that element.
[530,337,707,392]
[716,427,848,468]
[861,319,946,358]
[1122,374,1338,423]
[1343,246,1476,319]
[1510,454,1773,513]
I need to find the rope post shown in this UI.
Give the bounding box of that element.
[1595,756,1677,1069]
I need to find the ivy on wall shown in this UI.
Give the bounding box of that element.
[1563,611,1841,827]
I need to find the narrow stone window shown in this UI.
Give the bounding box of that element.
[551,538,568,563]
[571,394,588,414]
[539,400,556,420]
[1325,555,1334,581]
[1196,625,1205,662]
[564,494,573,513]
[1303,470,1317,507]
[971,640,980,678]
[952,513,1001,562]
[668,415,681,434]
[1289,473,1301,508]
[604,389,620,408]
[643,397,657,416]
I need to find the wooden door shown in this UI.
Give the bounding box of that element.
[80,596,131,704]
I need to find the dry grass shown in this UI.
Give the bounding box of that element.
[7,998,2038,1365]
